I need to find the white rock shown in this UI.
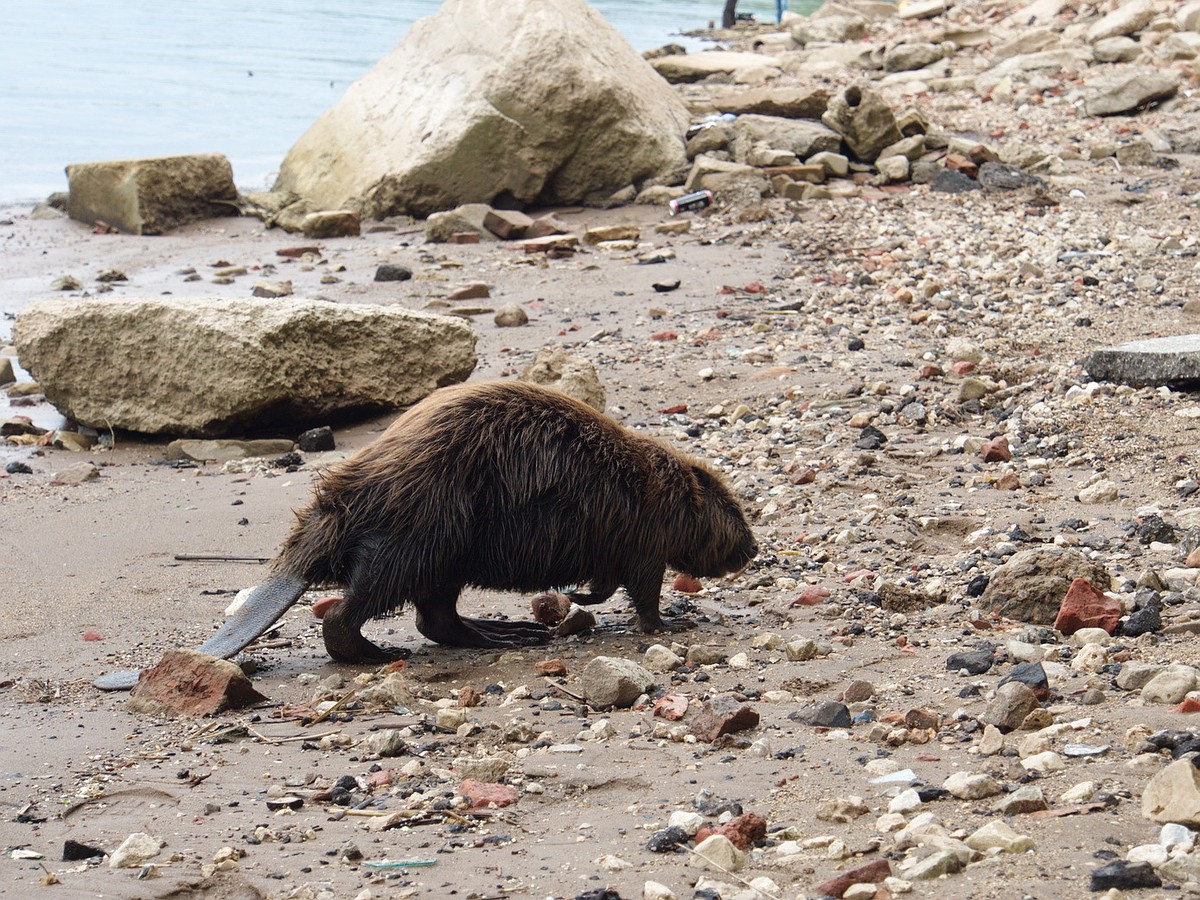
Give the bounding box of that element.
[1072,643,1108,673]
[668,811,705,835]
[1143,758,1200,825]
[965,821,1036,853]
[643,644,684,673]
[278,0,689,216]
[889,788,923,813]
[1077,478,1120,503]
[643,881,676,900]
[13,298,476,437]
[944,772,1002,800]
[690,834,747,872]
[1021,751,1065,774]
[1142,664,1199,705]
[109,832,163,869]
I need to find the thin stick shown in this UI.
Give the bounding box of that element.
[174,553,272,563]
[684,844,783,899]
[307,686,360,726]
[247,727,341,745]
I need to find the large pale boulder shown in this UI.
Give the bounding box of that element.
[65,154,237,235]
[12,298,477,437]
[274,0,690,218]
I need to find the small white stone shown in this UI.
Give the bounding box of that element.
[109,832,162,869]
[643,881,676,900]
[1022,751,1065,774]
[668,811,705,835]
[689,834,746,872]
[889,788,923,814]
[944,771,1002,800]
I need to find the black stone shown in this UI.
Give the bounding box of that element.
[1136,513,1177,545]
[931,169,981,193]
[62,840,104,861]
[575,891,623,900]
[5,461,33,475]
[916,787,950,802]
[855,425,887,450]
[847,337,865,351]
[1089,860,1161,891]
[1119,604,1162,637]
[374,264,413,282]
[646,825,690,853]
[298,426,335,452]
[807,701,852,729]
[978,161,1046,192]
[946,648,994,675]
[965,573,989,597]
[999,662,1049,693]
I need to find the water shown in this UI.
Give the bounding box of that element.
[1,0,799,205]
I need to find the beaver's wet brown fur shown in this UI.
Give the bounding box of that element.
[279,380,758,661]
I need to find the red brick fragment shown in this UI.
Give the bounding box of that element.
[813,858,893,898]
[980,436,1011,462]
[460,779,518,809]
[653,693,689,721]
[535,659,568,677]
[1053,578,1122,636]
[689,697,760,742]
[695,812,768,851]
[127,649,266,717]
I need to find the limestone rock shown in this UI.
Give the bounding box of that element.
[965,821,1035,853]
[980,547,1110,625]
[883,42,944,72]
[822,84,902,162]
[1083,66,1180,117]
[109,832,163,868]
[301,210,360,238]
[712,87,830,119]
[650,51,780,84]
[127,649,267,717]
[360,729,409,757]
[519,348,606,411]
[1144,759,1200,825]
[166,439,294,463]
[1083,334,1200,387]
[425,204,501,243]
[276,0,690,217]
[1093,35,1144,63]
[1141,664,1199,704]
[1086,0,1156,43]
[731,115,843,164]
[690,834,747,872]
[580,656,655,708]
[65,154,237,235]
[944,772,1002,800]
[982,682,1040,733]
[13,297,476,437]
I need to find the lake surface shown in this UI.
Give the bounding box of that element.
[2,0,807,204]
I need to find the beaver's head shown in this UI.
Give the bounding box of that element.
[669,463,758,578]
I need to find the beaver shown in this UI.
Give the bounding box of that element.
[94,380,757,690]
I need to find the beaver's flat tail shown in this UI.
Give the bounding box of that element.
[92,573,309,691]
